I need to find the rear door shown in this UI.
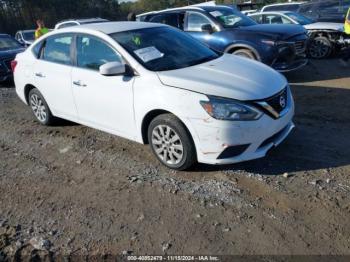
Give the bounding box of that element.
[71,34,136,138]
[32,34,77,120]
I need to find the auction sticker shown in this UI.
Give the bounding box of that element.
[134,46,164,63]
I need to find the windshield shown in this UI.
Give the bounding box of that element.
[285,12,314,25]
[22,31,35,41]
[0,37,22,51]
[111,27,219,71]
[208,8,257,27]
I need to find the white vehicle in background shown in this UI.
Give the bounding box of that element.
[261,2,306,12]
[54,18,109,29]
[13,22,295,170]
[15,30,35,46]
[249,11,345,58]
[241,10,257,15]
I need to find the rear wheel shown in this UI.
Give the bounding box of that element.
[29,88,55,125]
[308,36,332,59]
[148,114,196,170]
[232,49,256,60]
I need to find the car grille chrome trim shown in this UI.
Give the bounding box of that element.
[255,87,290,119]
[294,40,306,55]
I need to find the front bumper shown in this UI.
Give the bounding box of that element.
[0,73,13,82]
[271,38,309,72]
[189,88,295,165]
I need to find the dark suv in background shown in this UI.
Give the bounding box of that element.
[0,34,25,82]
[298,0,349,23]
[138,5,308,72]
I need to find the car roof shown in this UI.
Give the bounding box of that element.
[65,21,166,35]
[57,18,108,24]
[137,5,235,17]
[263,2,305,7]
[252,11,293,15]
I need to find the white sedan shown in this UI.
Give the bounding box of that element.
[13,22,295,170]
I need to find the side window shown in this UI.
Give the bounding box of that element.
[250,14,263,23]
[186,12,213,32]
[76,35,122,71]
[265,14,284,24]
[41,35,72,65]
[150,14,182,29]
[32,41,44,58]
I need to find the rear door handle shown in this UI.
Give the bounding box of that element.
[73,80,87,87]
[35,72,45,78]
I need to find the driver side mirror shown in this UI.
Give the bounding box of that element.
[201,24,214,34]
[99,61,126,76]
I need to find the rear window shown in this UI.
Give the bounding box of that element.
[0,36,21,51]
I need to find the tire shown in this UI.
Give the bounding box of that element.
[28,88,56,125]
[308,36,332,59]
[148,114,196,171]
[232,49,256,60]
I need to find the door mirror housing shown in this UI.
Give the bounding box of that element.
[201,24,214,34]
[99,61,126,76]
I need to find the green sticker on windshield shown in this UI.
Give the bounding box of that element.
[132,36,141,46]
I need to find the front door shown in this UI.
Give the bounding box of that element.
[71,34,136,138]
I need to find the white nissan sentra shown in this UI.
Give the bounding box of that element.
[14,22,295,170]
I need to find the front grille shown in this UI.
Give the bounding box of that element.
[266,88,288,114]
[294,40,306,55]
[0,62,5,73]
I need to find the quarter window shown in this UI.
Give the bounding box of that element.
[76,35,122,71]
[41,35,72,65]
[187,12,213,32]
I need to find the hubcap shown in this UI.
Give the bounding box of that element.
[151,125,184,165]
[30,94,47,122]
[309,39,330,58]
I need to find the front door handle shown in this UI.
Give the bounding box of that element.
[73,80,87,87]
[35,72,45,78]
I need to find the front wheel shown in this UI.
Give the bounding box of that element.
[148,114,196,170]
[308,36,332,59]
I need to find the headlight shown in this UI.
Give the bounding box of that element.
[261,39,289,46]
[200,96,262,121]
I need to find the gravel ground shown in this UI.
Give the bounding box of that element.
[0,59,350,260]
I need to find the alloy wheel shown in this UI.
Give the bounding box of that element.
[308,38,331,59]
[151,125,184,165]
[30,94,47,122]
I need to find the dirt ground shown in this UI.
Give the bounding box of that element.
[0,59,350,260]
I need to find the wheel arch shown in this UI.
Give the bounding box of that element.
[24,84,37,104]
[140,109,195,146]
[224,44,261,61]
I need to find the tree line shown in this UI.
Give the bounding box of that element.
[0,0,254,35]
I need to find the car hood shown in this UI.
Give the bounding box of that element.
[157,54,287,101]
[304,22,344,32]
[0,48,25,58]
[241,24,306,40]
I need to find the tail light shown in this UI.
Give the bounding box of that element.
[11,60,17,72]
